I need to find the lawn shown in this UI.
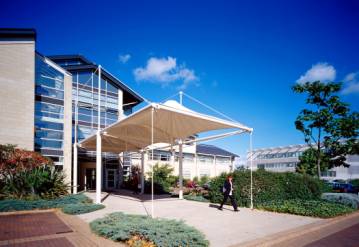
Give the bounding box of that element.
[0,193,105,215]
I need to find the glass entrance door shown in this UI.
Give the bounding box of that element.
[106,169,117,190]
[85,168,96,190]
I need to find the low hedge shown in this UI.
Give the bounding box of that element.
[321,193,359,209]
[183,194,210,203]
[257,199,355,218]
[90,212,209,247]
[62,203,105,215]
[208,170,327,207]
[0,193,91,212]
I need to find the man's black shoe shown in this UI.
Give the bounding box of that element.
[218,207,223,211]
[234,209,239,212]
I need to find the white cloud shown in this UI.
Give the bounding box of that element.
[296,63,336,84]
[118,54,131,64]
[342,72,359,95]
[133,56,198,89]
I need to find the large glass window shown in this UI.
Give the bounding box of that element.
[36,85,64,99]
[35,138,63,149]
[35,55,65,161]
[72,70,122,143]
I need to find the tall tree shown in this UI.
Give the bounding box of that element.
[292,81,359,177]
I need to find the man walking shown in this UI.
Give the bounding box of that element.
[218,175,239,211]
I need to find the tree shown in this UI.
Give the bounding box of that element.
[296,148,329,176]
[292,81,359,177]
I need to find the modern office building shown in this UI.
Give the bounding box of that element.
[0,29,143,191]
[129,143,237,180]
[247,144,359,181]
[0,28,237,193]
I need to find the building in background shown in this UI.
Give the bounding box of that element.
[129,143,237,180]
[247,144,359,181]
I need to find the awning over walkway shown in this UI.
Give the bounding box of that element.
[79,100,252,152]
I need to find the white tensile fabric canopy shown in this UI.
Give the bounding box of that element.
[80,100,252,153]
[78,100,253,217]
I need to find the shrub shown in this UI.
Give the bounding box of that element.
[145,164,175,194]
[349,179,359,187]
[0,193,91,212]
[0,144,68,199]
[321,193,359,209]
[257,199,355,218]
[62,203,105,215]
[90,212,209,247]
[199,175,210,187]
[208,170,326,207]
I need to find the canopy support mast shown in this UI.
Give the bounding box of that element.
[250,131,253,210]
[179,140,183,199]
[151,106,154,217]
[96,65,102,204]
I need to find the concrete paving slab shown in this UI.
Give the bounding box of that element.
[79,191,321,247]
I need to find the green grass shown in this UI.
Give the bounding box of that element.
[0,193,104,215]
[62,203,105,215]
[184,194,210,203]
[90,212,209,247]
[257,199,356,218]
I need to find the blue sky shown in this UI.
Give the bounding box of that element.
[2,0,358,156]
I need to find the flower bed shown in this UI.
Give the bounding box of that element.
[90,212,209,247]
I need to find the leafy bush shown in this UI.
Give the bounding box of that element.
[91,212,209,247]
[0,193,91,212]
[257,199,355,218]
[349,179,359,187]
[199,175,210,187]
[145,164,176,194]
[0,144,68,199]
[208,170,326,207]
[321,193,359,209]
[62,203,105,215]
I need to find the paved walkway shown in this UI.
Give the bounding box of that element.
[79,191,321,247]
[0,209,124,247]
[239,210,359,247]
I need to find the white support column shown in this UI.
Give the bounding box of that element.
[250,131,253,210]
[214,155,217,177]
[150,106,154,218]
[73,73,79,194]
[96,131,102,204]
[179,140,183,199]
[140,151,145,194]
[170,148,175,171]
[84,173,87,191]
[96,65,102,204]
[73,143,78,194]
[195,153,199,178]
[179,91,183,105]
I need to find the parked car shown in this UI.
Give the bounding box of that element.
[331,182,359,194]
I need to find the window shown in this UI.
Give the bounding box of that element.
[35,138,63,149]
[35,129,63,140]
[35,119,63,131]
[35,85,64,99]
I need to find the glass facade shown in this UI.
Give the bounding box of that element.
[256,151,303,160]
[72,71,120,142]
[34,55,65,165]
[257,162,298,169]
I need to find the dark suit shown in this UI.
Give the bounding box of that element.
[219,180,238,210]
